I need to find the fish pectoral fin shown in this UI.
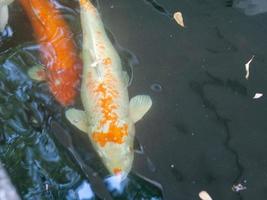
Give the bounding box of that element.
[28,64,46,81]
[122,71,130,87]
[65,108,88,133]
[129,95,152,123]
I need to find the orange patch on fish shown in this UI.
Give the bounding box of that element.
[113,168,122,175]
[103,57,112,65]
[92,123,128,147]
[92,80,128,147]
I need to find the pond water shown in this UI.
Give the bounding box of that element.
[1,0,267,200]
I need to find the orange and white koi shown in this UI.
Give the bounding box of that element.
[19,0,82,106]
[66,0,152,177]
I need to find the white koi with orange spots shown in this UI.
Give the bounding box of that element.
[66,0,152,177]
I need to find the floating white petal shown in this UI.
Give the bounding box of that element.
[245,55,254,79]
[173,11,185,28]
[199,191,213,200]
[253,93,263,99]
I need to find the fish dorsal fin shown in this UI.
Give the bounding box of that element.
[129,95,152,123]
[28,64,46,81]
[65,108,88,133]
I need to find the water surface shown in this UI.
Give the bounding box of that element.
[1,0,267,200]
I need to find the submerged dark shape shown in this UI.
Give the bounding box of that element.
[0,45,84,199]
[50,121,113,200]
[225,0,234,7]
[143,0,171,17]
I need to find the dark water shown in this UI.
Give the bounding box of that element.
[1,0,267,199]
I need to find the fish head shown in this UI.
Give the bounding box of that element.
[98,120,135,178]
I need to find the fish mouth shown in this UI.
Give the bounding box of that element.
[102,152,133,178]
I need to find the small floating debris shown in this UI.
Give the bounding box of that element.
[245,55,254,79]
[232,183,247,192]
[199,191,212,200]
[173,11,185,28]
[253,93,263,99]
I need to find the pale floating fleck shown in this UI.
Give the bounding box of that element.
[232,183,247,192]
[31,118,38,124]
[173,11,185,28]
[245,55,254,79]
[170,164,174,168]
[150,83,162,92]
[199,191,213,200]
[253,93,263,99]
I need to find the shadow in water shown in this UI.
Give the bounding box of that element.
[190,70,247,200]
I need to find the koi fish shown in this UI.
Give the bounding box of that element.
[65,0,152,177]
[0,0,14,32]
[19,0,81,106]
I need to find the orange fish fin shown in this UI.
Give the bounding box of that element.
[28,64,46,81]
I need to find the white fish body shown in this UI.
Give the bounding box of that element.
[66,0,152,177]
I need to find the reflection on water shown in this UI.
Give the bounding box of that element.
[67,181,94,200]
[105,174,128,194]
[234,0,267,15]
